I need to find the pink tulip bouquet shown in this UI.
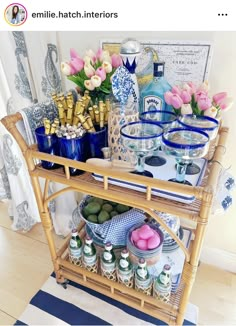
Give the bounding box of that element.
[61,48,122,102]
[164,82,233,118]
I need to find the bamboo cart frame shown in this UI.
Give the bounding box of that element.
[1,112,229,325]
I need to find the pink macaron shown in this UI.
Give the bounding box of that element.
[147,233,161,249]
[136,239,148,250]
[138,225,154,240]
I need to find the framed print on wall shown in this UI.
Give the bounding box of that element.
[101,40,213,89]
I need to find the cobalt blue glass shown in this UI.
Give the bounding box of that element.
[35,126,60,170]
[87,126,108,159]
[58,133,88,176]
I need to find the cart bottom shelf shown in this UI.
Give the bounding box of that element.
[55,225,186,325]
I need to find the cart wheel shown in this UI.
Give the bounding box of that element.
[57,279,69,289]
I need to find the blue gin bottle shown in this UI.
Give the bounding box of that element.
[140,62,172,116]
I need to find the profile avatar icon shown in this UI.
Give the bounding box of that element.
[4,3,27,26]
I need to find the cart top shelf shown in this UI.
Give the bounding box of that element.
[1,112,229,222]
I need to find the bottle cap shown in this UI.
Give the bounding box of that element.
[71,228,78,236]
[105,242,112,250]
[85,235,93,244]
[153,62,165,77]
[121,249,129,258]
[164,264,171,272]
[138,258,146,267]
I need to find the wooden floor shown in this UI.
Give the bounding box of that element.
[0,201,235,326]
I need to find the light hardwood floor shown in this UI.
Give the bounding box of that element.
[0,201,235,326]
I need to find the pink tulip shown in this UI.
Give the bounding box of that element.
[171,86,182,96]
[70,48,79,59]
[197,95,212,111]
[96,48,103,61]
[95,67,106,82]
[111,53,122,68]
[213,92,227,106]
[187,82,197,94]
[180,90,191,104]
[195,90,208,102]
[84,63,95,78]
[84,79,95,91]
[170,94,183,109]
[164,91,174,105]
[70,57,84,73]
[218,97,233,111]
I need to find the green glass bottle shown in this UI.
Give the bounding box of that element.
[153,264,172,302]
[135,258,152,295]
[101,242,116,281]
[69,229,82,264]
[117,249,134,288]
[82,235,97,270]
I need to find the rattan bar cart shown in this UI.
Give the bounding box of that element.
[1,112,228,325]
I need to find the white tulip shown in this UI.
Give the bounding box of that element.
[101,50,111,63]
[84,79,95,91]
[85,49,96,59]
[197,81,210,93]
[84,63,95,78]
[61,62,71,76]
[102,61,112,73]
[181,104,193,115]
[83,55,92,65]
[91,75,102,88]
[204,106,218,118]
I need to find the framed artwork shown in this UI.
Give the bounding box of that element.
[101,40,213,89]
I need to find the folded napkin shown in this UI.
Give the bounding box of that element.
[20,89,78,145]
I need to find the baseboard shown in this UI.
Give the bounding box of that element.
[200,246,236,273]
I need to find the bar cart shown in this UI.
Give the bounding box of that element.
[1,112,228,325]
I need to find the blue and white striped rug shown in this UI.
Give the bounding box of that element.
[15,274,198,325]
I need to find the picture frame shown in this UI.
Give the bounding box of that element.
[101,40,213,89]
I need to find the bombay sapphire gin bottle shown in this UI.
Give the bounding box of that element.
[140,62,172,115]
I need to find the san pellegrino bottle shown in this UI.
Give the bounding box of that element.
[101,242,117,281]
[153,264,172,302]
[82,235,97,272]
[140,62,172,116]
[117,249,134,288]
[135,258,152,295]
[69,228,82,265]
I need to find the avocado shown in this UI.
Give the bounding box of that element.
[116,204,130,214]
[87,214,98,223]
[98,210,110,224]
[86,202,101,214]
[102,203,113,213]
[93,198,104,206]
[109,201,118,207]
[110,210,118,218]
[82,206,90,218]
[86,197,94,204]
